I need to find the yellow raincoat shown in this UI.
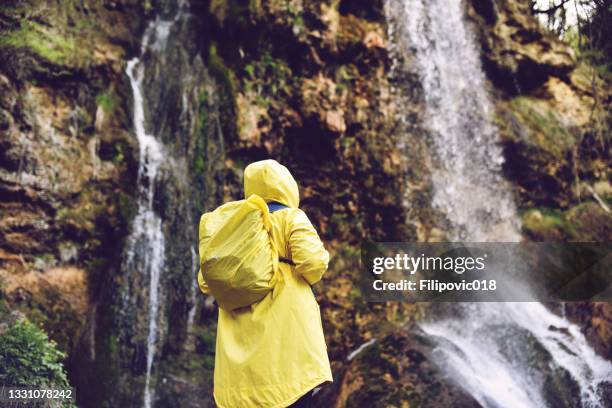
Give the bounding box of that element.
[198,159,333,407]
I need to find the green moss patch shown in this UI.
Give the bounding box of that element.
[95,92,118,113]
[509,96,575,158]
[522,202,611,241]
[0,20,76,65]
[208,44,239,99]
[522,208,571,240]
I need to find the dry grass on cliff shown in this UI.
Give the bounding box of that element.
[0,266,89,316]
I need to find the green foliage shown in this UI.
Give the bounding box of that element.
[522,207,579,240]
[0,0,106,74]
[563,25,582,57]
[113,143,125,164]
[0,20,76,65]
[96,92,117,113]
[335,65,355,93]
[523,208,564,229]
[579,49,612,82]
[194,90,209,176]
[576,0,611,67]
[0,319,70,388]
[207,43,239,144]
[563,26,611,82]
[286,2,304,35]
[532,1,611,83]
[31,252,56,270]
[194,156,205,175]
[509,96,575,157]
[196,326,216,369]
[56,206,91,231]
[242,51,292,107]
[208,44,238,98]
[292,14,305,34]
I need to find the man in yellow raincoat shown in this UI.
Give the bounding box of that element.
[198,159,333,407]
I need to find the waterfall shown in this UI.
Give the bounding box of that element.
[124,16,175,408]
[386,0,612,406]
[389,0,520,242]
[187,246,199,332]
[422,302,612,408]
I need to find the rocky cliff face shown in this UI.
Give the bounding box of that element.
[0,0,215,405]
[0,0,143,361]
[0,0,610,407]
[463,0,611,233]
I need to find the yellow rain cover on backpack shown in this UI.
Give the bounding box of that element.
[198,194,281,311]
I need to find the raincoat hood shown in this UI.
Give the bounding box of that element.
[244,160,300,208]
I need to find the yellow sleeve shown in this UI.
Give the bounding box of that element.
[288,209,330,285]
[197,212,210,295]
[197,268,210,294]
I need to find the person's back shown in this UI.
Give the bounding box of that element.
[198,159,333,408]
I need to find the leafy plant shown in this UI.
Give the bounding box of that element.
[241,51,292,106]
[287,3,304,35]
[95,92,117,113]
[0,319,70,389]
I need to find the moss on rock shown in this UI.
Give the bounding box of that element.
[0,20,76,66]
[522,202,612,241]
[508,96,575,158]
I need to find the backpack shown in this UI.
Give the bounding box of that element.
[198,195,290,311]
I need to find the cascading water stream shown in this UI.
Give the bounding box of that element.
[386,0,612,406]
[124,15,176,408]
[390,0,520,242]
[187,246,199,332]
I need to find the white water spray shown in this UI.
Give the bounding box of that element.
[187,246,199,332]
[386,0,612,406]
[388,0,520,242]
[124,16,174,408]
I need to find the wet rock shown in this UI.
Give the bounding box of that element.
[325,110,347,133]
[565,302,612,361]
[315,326,482,407]
[466,0,575,94]
[236,91,269,145]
